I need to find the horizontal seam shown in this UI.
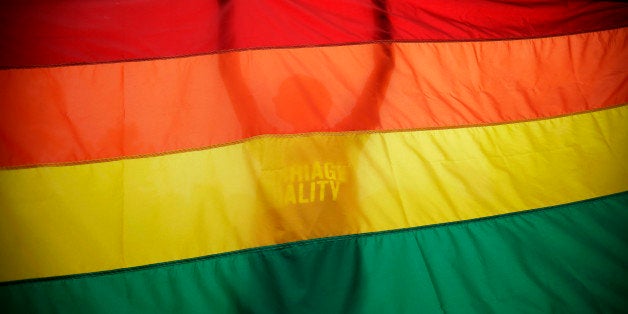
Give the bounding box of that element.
[0,25,625,70]
[1,102,625,170]
[1,190,625,287]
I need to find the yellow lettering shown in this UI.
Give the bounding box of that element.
[317,181,328,201]
[330,181,340,201]
[311,162,324,180]
[274,162,349,205]
[298,182,309,204]
[310,181,316,202]
[324,163,336,180]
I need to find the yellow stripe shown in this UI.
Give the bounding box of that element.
[1,105,626,281]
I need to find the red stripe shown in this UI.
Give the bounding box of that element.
[1,28,626,168]
[1,0,626,68]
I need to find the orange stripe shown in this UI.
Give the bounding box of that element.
[0,28,626,167]
[1,106,626,281]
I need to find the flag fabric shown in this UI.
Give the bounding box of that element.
[1,1,627,313]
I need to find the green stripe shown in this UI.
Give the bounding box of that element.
[2,192,627,313]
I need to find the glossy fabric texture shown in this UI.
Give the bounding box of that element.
[1,1,627,67]
[1,106,626,281]
[2,193,627,313]
[1,28,626,167]
[1,0,628,312]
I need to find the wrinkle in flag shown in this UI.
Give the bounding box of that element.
[1,1,627,313]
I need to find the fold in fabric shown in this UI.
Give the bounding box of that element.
[2,192,627,313]
[1,28,626,167]
[1,0,627,67]
[1,106,626,281]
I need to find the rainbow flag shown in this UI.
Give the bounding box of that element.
[1,1,627,312]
